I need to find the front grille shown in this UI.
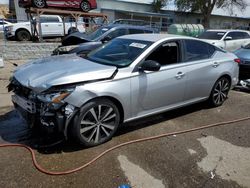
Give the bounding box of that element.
[8,77,31,98]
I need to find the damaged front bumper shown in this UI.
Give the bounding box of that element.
[9,77,78,138]
[12,93,78,138]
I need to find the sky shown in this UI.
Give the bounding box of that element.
[0,0,8,4]
[1,0,250,17]
[120,0,250,18]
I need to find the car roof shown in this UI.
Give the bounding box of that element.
[119,34,194,42]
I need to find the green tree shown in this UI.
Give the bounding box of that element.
[175,0,247,28]
[152,0,168,12]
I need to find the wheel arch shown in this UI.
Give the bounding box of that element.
[81,96,125,124]
[217,74,232,87]
[15,28,31,38]
[65,95,125,141]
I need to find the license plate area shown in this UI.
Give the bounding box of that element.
[12,95,36,113]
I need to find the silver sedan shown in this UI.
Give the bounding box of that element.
[9,34,239,146]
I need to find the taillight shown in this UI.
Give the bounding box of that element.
[234,59,241,64]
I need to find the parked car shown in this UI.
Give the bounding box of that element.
[53,24,157,55]
[234,43,250,80]
[198,30,250,51]
[18,0,97,12]
[8,34,239,146]
[0,19,13,33]
[5,15,85,41]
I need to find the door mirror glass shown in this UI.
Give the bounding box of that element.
[224,36,232,41]
[139,60,161,72]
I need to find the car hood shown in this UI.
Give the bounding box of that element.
[13,54,117,93]
[62,32,93,46]
[234,48,250,60]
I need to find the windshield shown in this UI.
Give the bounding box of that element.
[86,38,152,67]
[198,31,226,40]
[88,27,111,40]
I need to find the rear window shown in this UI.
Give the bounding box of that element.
[184,40,216,62]
[198,31,226,40]
[128,28,150,34]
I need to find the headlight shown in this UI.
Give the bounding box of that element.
[58,45,78,52]
[37,88,74,104]
[5,26,13,32]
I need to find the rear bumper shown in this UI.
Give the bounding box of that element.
[239,64,250,80]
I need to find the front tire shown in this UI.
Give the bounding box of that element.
[16,30,31,41]
[80,1,91,12]
[208,77,231,107]
[71,99,120,147]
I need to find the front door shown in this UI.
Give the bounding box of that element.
[131,41,187,117]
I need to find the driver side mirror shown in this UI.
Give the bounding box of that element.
[101,36,112,43]
[224,36,232,41]
[139,60,161,72]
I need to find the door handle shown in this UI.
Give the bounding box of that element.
[212,62,219,68]
[44,24,49,27]
[58,24,62,26]
[175,72,185,79]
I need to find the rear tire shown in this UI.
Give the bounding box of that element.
[16,30,31,41]
[208,77,231,107]
[71,99,120,147]
[80,1,91,12]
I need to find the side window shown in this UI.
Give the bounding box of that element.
[0,21,3,25]
[144,30,153,33]
[129,29,144,34]
[226,32,246,40]
[39,17,47,23]
[242,32,250,39]
[146,41,179,66]
[46,17,60,23]
[184,40,215,62]
[107,29,127,39]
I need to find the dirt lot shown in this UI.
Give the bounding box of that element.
[0,58,250,188]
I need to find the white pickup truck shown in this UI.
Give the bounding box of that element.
[5,15,85,41]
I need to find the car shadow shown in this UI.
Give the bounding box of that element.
[0,101,208,154]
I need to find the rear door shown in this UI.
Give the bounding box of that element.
[41,16,63,36]
[182,39,218,102]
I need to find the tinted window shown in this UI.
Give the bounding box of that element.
[226,32,250,40]
[146,42,179,66]
[129,29,145,34]
[40,16,60,23]
[0,21,3,25]
[107,29,127,39]
[198,31,226,40]
[241,32,250,39]
[46,17,60,23]
[184,40,215,62]
[144,30,153,33]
